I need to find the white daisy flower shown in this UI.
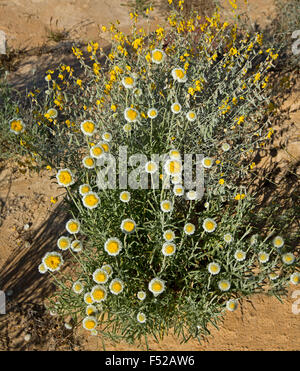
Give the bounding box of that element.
[173,184,184,196]
[85,304,98,317]
[273,236,284,249]
[218,279,231,292]
[169,149,181,160]
[290,272,300,285]
[147,108,158,119]
[148,278,165,296]
[137,291,146,301]
[123,123,132,133]
[162,242,176,256]
[171,174,182,185]
[184,223,195,235]
[226,299,238,312]
[151,49,166,64]
[164,159,182,176]
[82,156,96,169]
[282,252,295,265]
[145,161,158,174]
[84,292,94,305]
[224,233,233,244]
[90,144,105,159]
[10,118,26,134]
[104,237,123,256]
[102,132,112,142]
[71,240,83,252]
[269,272,279,281]
[124,107,139,123]
[133,88,142,97]
[122,75,136,89]
[137,312,146,323]
[221,143,231,152]
[91,285,107,303]
[81,120,96,136]
[56,168,75,187]
[207,262,220,275]
[160,200,173,213]
[66,219,80,234]
[82,192,100,209]
[234,249,246,262]
[163,230,175,242]
[258,251,270,264]
[186,190,198,200]
[101,264,113,277]
[171,67,187,83]
[186,111,196,122]
[203,218,217,233]
[72,281,84,294]
[83,316,98,331]
[42,251,64,272]
[79,184,91,196]
[109,278,124,295]
[121,218,136,234]
[38,263,47,274]
[120,191,131,203]
[57,236,71,251]
[202,157,214,169]
[46,108,58,119]
[92,268,109,284]
[171,102,182,114]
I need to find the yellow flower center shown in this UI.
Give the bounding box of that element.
[149,110,156,117]
[92,146,103,156]
[107,241,120,254]
[84,157,95,167]
[237,252,244,259]
[173,104,180,112]
[186,225,194,233]
[188,112,195,119]
[126,109,138,121]
[152,281,163,292]
[162,202,171,211]
[74,284,82,292]
[111,282,122,293]
[85,295,93,304]
[11,120,23,132]
[204,159,212,167]
[147,163,156,172]
[293,275,299,283]
[59,239,69,249]
[101,143,109,152]
[123,221,135,232]
[82,121,95,133]
[205,221,215,231]
[95,271,107,283]
[220,282,229,290]
[86,308,96,316]
[44,255,61,270]
[138,314,145,322]
[85,319,96,330]
[124,77,134,86]
[211,265,218,273]
[84,194,99,207]
[175,69,185,79]
[81,185,90,194]
[165,232,173,240]
[153,50,163,61]
[165,244,174,254]
[168,160,181,174]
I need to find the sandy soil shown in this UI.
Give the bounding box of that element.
[0,0,299,351]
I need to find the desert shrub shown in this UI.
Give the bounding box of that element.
[7,1,299,346]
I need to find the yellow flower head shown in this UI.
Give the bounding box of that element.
[208,262,220,275]
[160,200,173,213]
[56,168,75,187]
[162,242,176,256]
[148,278,165,296]
[163,230,175,242]
[124,107,139,123]
[82,156,95,169]
[91,285,107,302]
[171,67,187,82]
[184,223,195,235]
[10,118,25,134]
[121,218,136,234]
[164,159,182,176]
[226,299,238,312]
[109,278,124,295]
[81,120,96,136]
[203,218,217,233]
[79,184,91,196]
[218,279,231,291]
[82,192,100,209]
[83,316,98,331]
[72,281,84,294]
[104,237,123,256]
[57,236,71,251]
[151,49,166,64]
[66,219,80,234]
[42,252,64,272]
[93,268,109,284]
